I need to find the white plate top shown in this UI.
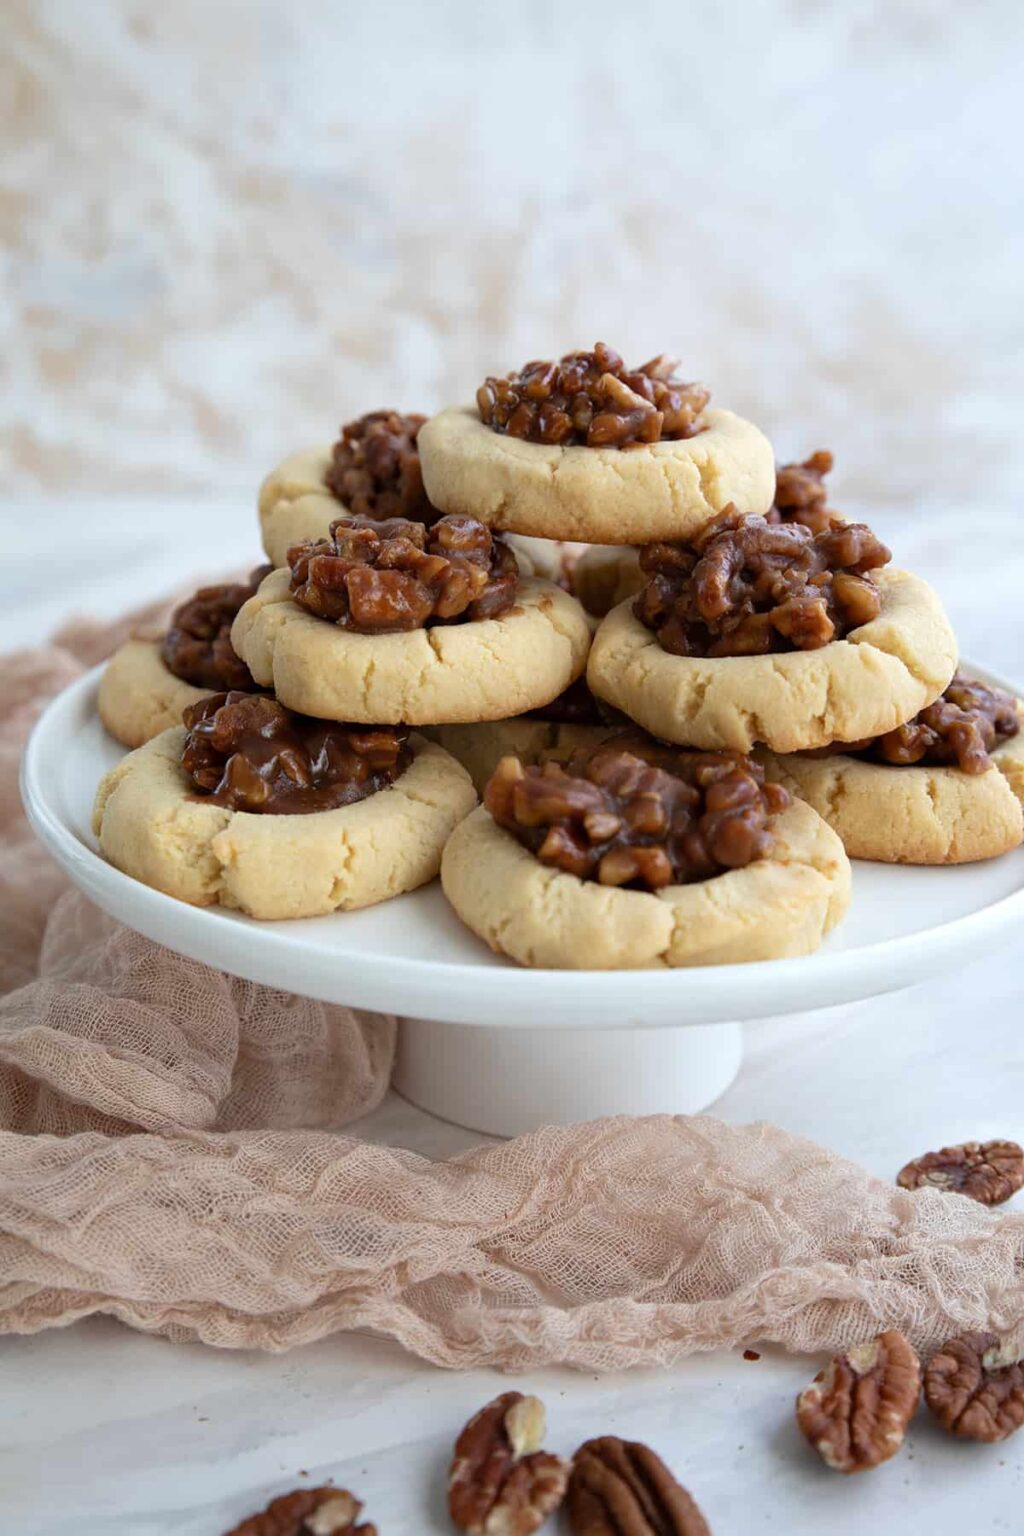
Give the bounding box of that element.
[21,665,1024,1029]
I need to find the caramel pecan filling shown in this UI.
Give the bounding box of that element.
[766,450,843,535]
[835,674,1020,775]
[288,514,518,633]
[324,409,436,523]
[161,565,271,691]
[182,691,411,814]
[477,342,709,448]
[484,734,790,889]
[634,508,891,656]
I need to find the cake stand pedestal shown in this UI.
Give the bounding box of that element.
[394,1017,743,1136]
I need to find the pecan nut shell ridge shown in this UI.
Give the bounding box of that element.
[796,1330,921,1474]
[448,1391,570,1536]
[924,1332,1024,1443]
[567,1436,711,1536]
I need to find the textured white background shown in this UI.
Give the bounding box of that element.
[2,0,1023,512]
[3,6,1024,1533]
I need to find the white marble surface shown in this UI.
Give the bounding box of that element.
[1,494,1023,1531]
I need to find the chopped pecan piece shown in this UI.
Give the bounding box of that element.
[924,1332,1024,1442]
[325,408,436,523]
[897,1139,1024,1204]
[182,692,411,814]
[477,343,709,448]
[448,1391,570,1535]
[224,1486,375,1536]
[567,1437,711,1536]
[634,507,890,657]
[766,450,842,535]
[484,736,789,890]
[289,514,517,632]
[796,1330,921,1473]
[162,564,271,691]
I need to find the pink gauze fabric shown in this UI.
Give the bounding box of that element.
[1,613,1023,1370]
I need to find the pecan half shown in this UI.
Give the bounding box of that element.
[897,1140,1024,1205]
[796,1331,921,1473]
[448,1392,569,1535]
[224,1486,376,1536]
[567,1438,711,1535]
[924,1332,1024,1442]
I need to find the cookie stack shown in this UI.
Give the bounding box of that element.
[92,411,591,922]
[92,343,1024,969]
[419,344,1022,966]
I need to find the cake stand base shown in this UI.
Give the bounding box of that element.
[393,1016,743,1137]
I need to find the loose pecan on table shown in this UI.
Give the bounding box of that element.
[484,736,790,890]
[224,1485,376,1536]
[448,1392,570,1536]
[766,450,841,535]
[567,1437,711,1536]
[162,564,271,691]
[796,1330,921,1473]
[182,691,411,814]
[924,1332,1024,1442]
[477,343,709,448]
[634,508,891,657]
[896,1139,1024,1205]
[289,514,518,633]
[324,408,436,523]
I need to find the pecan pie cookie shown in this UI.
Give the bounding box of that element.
[441,735,850,968]
[232,516,592,726]
[425,677,620,793]
[763,675,1024,863]
[588,510,957,752]
[92,693,476,919]
[258,410,437,567]
[98,566,270,747]
[418,344,775,544]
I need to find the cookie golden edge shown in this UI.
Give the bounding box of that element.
[257,448,569,578]
[440,798,851,970]
[418,405,776,544]
[587,568,958,753]
[760,706,1024,864]
[231,569,593,726]
[424,719,617,795]
[98,639,210,748]
[259,446,338,567]
[91,728,477,920]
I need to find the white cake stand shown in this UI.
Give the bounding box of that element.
[21,665,1024,1136]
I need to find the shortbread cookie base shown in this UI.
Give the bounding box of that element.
[426,718,616,794]
[762,706,1024,864]
[98,639,210,748]
[258,448,564,578]
[232,570,592,725]
[92,729,476,919]
[587,568,957,753]
[572,544,643,617]
[441,798,850,970]
[418,405,775,544]
[259,446,338,567]
[503,533,580,584]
